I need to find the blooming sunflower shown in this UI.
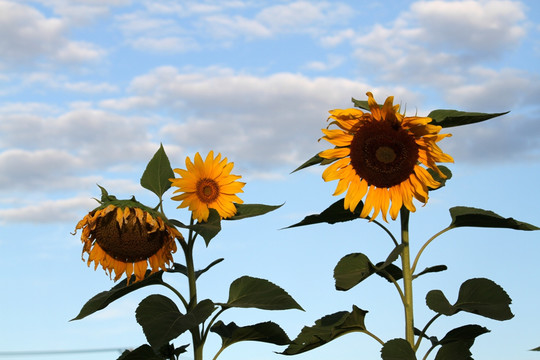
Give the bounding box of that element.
[170,151,245,222]
[73,197,180,283]
[319,92,454,221]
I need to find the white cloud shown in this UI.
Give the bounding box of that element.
[129,36,200,53]
[0,1,106,66]
[0,196,97,223]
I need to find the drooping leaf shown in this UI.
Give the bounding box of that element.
[449,207,539,230]
[222,276,303,311]
[434,325,490,360]
[140,144,175,198]
[117,344,162,360]
[169,258,224,280]
[282,305,368,355]
[427,165,452,190]
[286,198,363,228]
[72,270,164,321]
[334,253,375,291]
[227,203,283,220]
[169,209,222,246]
[135,295,215,350]
[291,153,324,173]
[413,265,448,279]
[380,338,417,360]
[375,263,403,282]
[211,321,291,349]
[426,278,513,321]
[427,109,509,128]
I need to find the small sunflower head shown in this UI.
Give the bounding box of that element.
[73,192,181,283]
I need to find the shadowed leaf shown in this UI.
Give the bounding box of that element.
[117,345,162,360]
[136,295,215,350]
[291,153,324,173]
[223,276,303,311]
[286,198,363,228]
[72,271,164,321]
[282,305,368,355]
[169,258,224,280]
[414,265,447,279]
[334,253,375,291]
[211,321,291,349]
[169,209,222,246]
[434,325,490,360]
[140,144,174,198]
[449,206,539,230]
[380,338,417,360]
[428,166,452,190]
[427,109,509,128]
[227,203,283,220]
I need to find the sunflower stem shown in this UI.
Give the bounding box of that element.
[399,207,415,348]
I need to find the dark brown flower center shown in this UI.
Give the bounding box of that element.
[93,209,166,262]
[196,178,220,203]
[349,120,419,188]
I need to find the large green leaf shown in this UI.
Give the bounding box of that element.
[140,144,175,198]
[427,109,509,128]
[211,321,291,349]
[291,153,325,173]
[227,203,283,220]
[222,276,303,311]
[334,253,375,291]
[449,207,539,230]
[286,198,364,228]
[71,270,164,321]
[380,338,417,360]
[434,325,490,360]
[169,209,222,246]
[135,295,215,350]
[282,306,368,355]
[426,278,513,320]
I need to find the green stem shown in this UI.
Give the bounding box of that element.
[399,208,414,347]
[414,313,441,351]
[161,281,189,309]
[410,226,453,275]
[372,218,399,247]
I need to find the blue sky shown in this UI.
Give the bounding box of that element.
[0,0,539,359]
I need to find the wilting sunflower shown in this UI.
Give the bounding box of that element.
[73,196,180,283]
[319,92,453,221]
[170,151,245,222]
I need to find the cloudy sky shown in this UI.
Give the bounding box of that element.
[1,0,539,359]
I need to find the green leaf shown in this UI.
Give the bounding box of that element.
[211,321,291,349]
[286,198,363,228]
[223,276,303,311]
[427,109,509,128]
[334,253,375,291]
[169,258,224,279]
[291,153,324,173]
[351,98,371,111]
[169,209,222,246]
[380,338,417,360]
[449,206,539,230]
[227,203,283,220]
[136,295,215,350]
[117,345,162,360]
[414,265,447,279]
[427,165,452,190]
[375,263,403,282]
[434,325,490,360]
[282,305,368,355]
[531,346,540,351]
[71,270,164,321]
[140,144,175,198]
[426,278,513,321]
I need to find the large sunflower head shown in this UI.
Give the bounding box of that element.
[73,195,180,283]
[170,151,245,222]
[319,92,454,221]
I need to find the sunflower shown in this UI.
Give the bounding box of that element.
[319,92,454,221]
[170,151,245,222]
[73,200,180,283]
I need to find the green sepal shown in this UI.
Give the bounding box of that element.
[97,184,117,202]
[135,295,215,350]
[210,321,291,349]
[428,165,452,190]
[281,305,368,355]
[220,276,303,311]
[227,203,283,220]
[71,270,165,321]
[380,338,417,360]
[425,278,513,321]
[434,325,490,360]
[168,258,224,280]
[351,98,371,111]
[117,344,163,360]
[449,206,539,230]
[286,198,364,229]
[169,209,222,246]
[140,144,175,199]
[427,109,509,128]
